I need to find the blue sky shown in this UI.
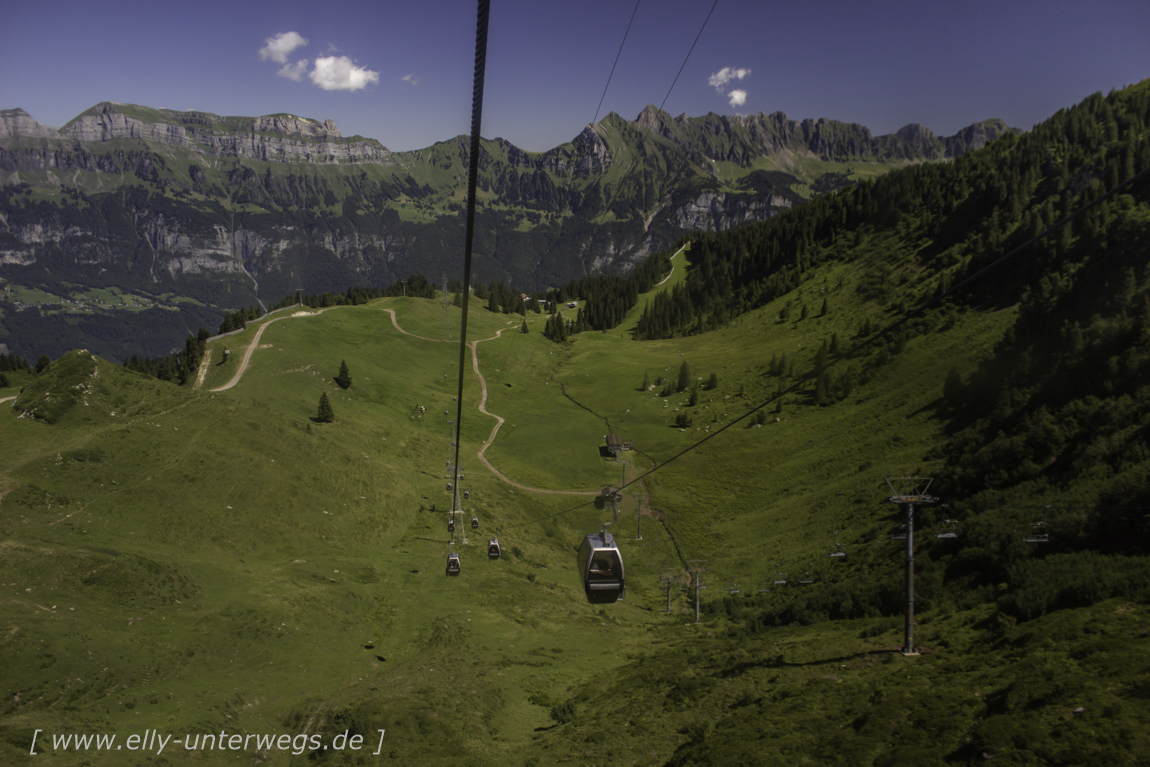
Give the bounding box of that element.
[2,0,1147,152]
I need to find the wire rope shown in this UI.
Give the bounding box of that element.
[450,0,491,513]
[592,0,642,126]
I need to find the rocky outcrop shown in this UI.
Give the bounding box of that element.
[630,105,1013,166]
[51,103,393,164]
[0,109,59,139]
[673,191,793,231]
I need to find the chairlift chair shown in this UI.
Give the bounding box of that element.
[577,530,625,603]
[935,519,959,539]
[487,538,501,559]
[1023,521,1050,543]
[830,531,846,557]
[446,552,461,576]
[799,563,815,585]
[891,524,907,540]
[772,564,787,586]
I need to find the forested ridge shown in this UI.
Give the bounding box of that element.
[652,81,1150,634]
[635,82,1150,341]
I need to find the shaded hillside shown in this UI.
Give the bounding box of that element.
[0,101,1011,360]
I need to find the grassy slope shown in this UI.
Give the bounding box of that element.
[1,276,1146,765]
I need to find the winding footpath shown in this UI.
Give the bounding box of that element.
[203,304,596,496]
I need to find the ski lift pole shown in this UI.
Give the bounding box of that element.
[904,501,915,654]
[886,477,936,657]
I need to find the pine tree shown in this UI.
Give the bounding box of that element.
[520,319,529,334]
[335,360,352,389]
[34,354,51,375]
[317,392,335,423]
[706,372,719,390]
[677,360,691,392]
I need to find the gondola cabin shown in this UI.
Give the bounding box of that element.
[446,552,461,576]
[577,531,625,603]
[471,515,479,529]
[487,538,501,559]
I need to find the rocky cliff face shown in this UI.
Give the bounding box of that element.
[0,109,59,139]
[631,104,1014,166]
[51,103,394,164]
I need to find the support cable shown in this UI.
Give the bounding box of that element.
[451,0,491,512]
[592,0,642,126]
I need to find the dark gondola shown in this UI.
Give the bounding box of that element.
[577,530,625,603]
[446,552,461,575]
[487,538,501,559]
[471,515,479,530]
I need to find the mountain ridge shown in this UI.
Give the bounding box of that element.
[0,101,1014,360]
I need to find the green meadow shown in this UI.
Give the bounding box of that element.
[1,272,1147,765]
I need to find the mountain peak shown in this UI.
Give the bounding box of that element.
[0,108,59,139]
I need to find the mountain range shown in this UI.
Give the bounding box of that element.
[1,101,1012,360]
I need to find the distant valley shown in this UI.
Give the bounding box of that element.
[0,101,1012,360]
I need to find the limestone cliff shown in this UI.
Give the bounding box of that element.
[52,103,393,164]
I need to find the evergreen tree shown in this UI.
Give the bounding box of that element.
[0,372,9,388]
[706,372,719,390]
[520,319,529,334]
[335,360,352,389]
[688,387,699,406]
[34,354,51,375]
[677,360,691,392]
[317,392,335,423]
[641,371,650,392]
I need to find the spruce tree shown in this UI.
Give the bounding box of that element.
[317,392,335,423]
[335,360,352,389]
[520,320,529,334]
[677,360,691,392]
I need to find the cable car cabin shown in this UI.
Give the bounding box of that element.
[471,515,479,529]
[577,531,625,603]
[488,538,501,559]
[464,489,470,500]
[446,552,461,576]
[448,519,455,534]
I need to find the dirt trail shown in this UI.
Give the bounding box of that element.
[208,308,337,392]
[206,304,593,496]
[469,332,597,497]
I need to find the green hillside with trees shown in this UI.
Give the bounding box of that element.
[0,82,1148,764]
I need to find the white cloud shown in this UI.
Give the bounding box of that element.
[310,56,380,91]
[728,89,747,107]
[278,59,309,82]
[401,73,419,85]
[260,32,308,64]
[708,67,750,91]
